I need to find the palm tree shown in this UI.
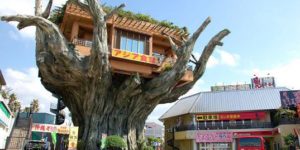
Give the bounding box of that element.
[31,99,40,112]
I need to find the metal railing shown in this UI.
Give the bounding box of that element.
[73,38,92,47]
[277,118,300,125]
[175,122,273,131]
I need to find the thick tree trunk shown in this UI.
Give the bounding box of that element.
[1,0,230,149]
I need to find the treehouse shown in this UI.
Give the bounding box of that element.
[59,2,193,86]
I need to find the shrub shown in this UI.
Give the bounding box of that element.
[105,135,127,150]
[283,133,296,147]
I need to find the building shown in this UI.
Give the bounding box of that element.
[58,2,193,86]
[18,112,55,140]
[160,87,300,150]
[0,70,14,149]
[145,122,164,139]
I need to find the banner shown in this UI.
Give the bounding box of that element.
[31,123,70,134]
[68,127,79,150]
[280,90,300,107]
[112,49,158,65]
[196,131,233,143]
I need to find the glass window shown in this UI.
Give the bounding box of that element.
[115,28,149,54]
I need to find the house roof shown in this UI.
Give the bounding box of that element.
[159,87,289,120]
[64,3,188,39]
[0,70,6,86]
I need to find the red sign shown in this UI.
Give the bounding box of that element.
[234,129,278,137]
[196,112,266,121]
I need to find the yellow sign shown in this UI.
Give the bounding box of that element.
[196,114,219,121]
[68,127,79,150]
[112,49,158,65]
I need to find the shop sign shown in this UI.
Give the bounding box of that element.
[234,130,275,137]
[68,127,79,150]
[196,112,265,121]
[112,49,158,65]
[196,131,233,143]
[31,123,70,134]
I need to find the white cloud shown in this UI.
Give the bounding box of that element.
[216,49,240,67]
[245,59,300,90]
[3,67,56,112]
[207,56,219,68]
[193,48,239,68]
[0,0,67,38]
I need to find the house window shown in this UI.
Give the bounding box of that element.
[115,29,149,54]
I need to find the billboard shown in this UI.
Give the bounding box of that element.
[280,90,300,108]
[251,76,276,89]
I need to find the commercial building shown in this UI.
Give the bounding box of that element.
[145,122,164,139]
[160,86,300,150]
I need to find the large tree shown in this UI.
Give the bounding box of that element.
[1,0,230,149]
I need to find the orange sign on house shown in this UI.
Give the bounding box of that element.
[112,49,158,65]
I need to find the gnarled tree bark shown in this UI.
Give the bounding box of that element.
[1,0,230,149]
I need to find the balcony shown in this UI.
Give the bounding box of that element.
[72,38,194,83]
[175,121,273,132]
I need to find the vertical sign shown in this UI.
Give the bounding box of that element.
[68,127,79,150]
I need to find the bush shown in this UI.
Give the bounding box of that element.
[283,133,296,147]
[105,135,127,150]
[143,146,154,150]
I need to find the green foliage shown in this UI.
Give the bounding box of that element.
[1,89,21,113]
[105,135,127,149]
[274,108,296,121]
[147,136,161,146]
[143,146,154,150]
[49,1,188,34]
[31,99,40,112]
[283,133,296,146]
[137,139,154,150]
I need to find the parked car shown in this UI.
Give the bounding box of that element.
[24,140,51,150]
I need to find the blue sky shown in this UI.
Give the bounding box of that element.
[1,0,300,125]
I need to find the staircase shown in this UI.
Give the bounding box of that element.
[5,113,32,150]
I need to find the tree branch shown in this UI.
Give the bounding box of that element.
[144,18,213,99]
[73,0,90,13]
[159,29,230,104]
[167,36,179,55]
[104,4,125,21]
[186,17,211,46]
[42,0,53,18]
[193,29,230,78]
